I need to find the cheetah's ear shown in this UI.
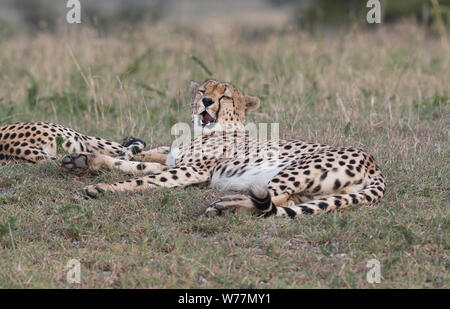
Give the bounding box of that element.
[189,81,200,96]
[244,95,260,113]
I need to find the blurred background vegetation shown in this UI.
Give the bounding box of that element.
[0,0,448,35]
[0,0,167,34]
[269,0,450,31]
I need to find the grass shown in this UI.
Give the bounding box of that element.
[0,21,449,288]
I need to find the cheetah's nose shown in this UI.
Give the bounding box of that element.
[202,97,214,108]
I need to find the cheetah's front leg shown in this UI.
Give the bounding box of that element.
[62,152,165,175]
[81,166,210,198]
[130,146,170,165]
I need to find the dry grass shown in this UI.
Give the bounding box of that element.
[0,20,449,288]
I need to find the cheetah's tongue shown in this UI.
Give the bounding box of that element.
[202,112,215,126]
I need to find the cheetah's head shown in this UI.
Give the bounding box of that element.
[189,79,260,132]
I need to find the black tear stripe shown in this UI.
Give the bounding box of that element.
[215,100,221,123]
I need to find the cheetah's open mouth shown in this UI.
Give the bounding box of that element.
[201,110,216,127]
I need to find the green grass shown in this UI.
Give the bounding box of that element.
[0,21,449,288]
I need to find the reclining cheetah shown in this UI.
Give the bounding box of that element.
[0,122,169,168]
[60,79,386,218]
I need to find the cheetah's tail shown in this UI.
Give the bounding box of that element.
[249,176,386,219]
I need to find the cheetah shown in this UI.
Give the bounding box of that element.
[62,79,386,219]
[0,122,170,169]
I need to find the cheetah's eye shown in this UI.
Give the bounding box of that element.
[219,95,231,101]
[198,89,205,95]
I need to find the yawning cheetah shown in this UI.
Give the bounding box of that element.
[60,79,386,218]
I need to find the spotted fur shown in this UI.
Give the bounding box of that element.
[75,79,386,219]
[0,121,174,174]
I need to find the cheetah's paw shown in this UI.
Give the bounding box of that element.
[81,183,110,198]
[203,195,252,217]
[61,152,92,173]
